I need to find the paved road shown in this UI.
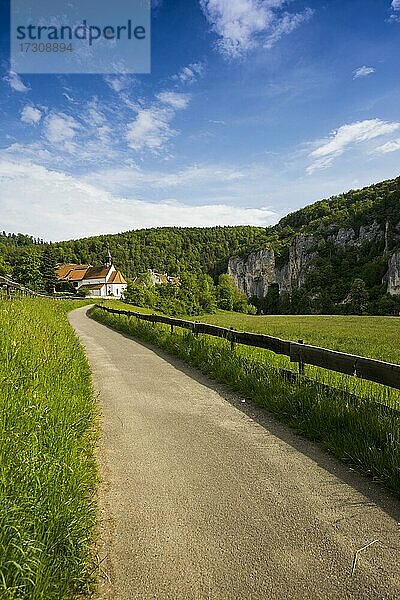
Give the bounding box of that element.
[69,307,400,600]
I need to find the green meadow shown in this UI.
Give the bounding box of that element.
[0,299,96,600]
[187,312,400,406]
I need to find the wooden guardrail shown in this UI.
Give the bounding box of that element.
[94,305,400,391]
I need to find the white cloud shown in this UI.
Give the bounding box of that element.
[390,0,400,20]
[353,66,375,79]
[4,142,55,164]
[21,106,42,125]
[43,113,80,145]
[263,7,314,49]
[5,71,30,93]
[199,0,313,58]
[126,107,176,151]
[173,62,205,84]
[83,164,246,195]
[62,91,76,103]
[373,139,400,154]
[126,90,190,152]
[87,108,105,126]
[307,119,400,173]
[0,159,277,240]
[157,91,191,109]
[104,74,137,93]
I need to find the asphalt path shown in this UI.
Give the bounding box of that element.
[69,307,400,600]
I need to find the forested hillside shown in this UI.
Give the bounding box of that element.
[0,226,269,281]
[53,226,269,279]
[1,175,400,314]
[272,175,400,248]
[229,176,400,315]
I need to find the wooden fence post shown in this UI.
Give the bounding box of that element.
[297,339,305,375]
[230,328,236,351]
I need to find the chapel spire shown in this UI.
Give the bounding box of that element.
[105,248,112,267]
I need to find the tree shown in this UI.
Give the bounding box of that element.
[0,255,10,277]
[217,274,250,313]
[125,280,157,308]
[40,247,57,294]
[348,278,369,314]
[217,274,236,311]
[261,284,280,314]
[13,248,42,290]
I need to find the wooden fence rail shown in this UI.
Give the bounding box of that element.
[94,305,400,391]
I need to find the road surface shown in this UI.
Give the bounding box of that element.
[69,307,400,600]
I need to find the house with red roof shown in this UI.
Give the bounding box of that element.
[57,250,127,298]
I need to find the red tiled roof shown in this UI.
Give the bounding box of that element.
[84,266,111,280]
[107,270,127,284]
[69,269,89,281]
[57,264,91,282]
[57,263,127,284]
[57,264,77,279]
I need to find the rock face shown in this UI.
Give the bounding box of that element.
[329,221,383,248]
[228,223,399,300]
[228,248,275,298]
[387,250,400,296]
[228,235,316,297]
[358,220,383,245]
[284,235,316,292]
[334,228,356,246]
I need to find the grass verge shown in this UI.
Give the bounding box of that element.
[0,299,97,599]
[91,306,400,496]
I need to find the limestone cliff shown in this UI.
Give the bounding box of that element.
[228,234,316,297]
[228,225,399,301]
[228,248,275,298]
[388,250,400,296]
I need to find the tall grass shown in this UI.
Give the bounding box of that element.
[189,312,400,406]
[90,306,400,496]
[0,299,97,599]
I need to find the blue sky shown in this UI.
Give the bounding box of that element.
[1,0,400,240]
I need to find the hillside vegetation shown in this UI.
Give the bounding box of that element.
[0,226,268,281]
[2,175,400,314]
[256,176,400,315]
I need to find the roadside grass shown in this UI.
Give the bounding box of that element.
[183,312,400,406]
[102,301,400,406]
[0,299,97,600]
[90,306,400,497]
